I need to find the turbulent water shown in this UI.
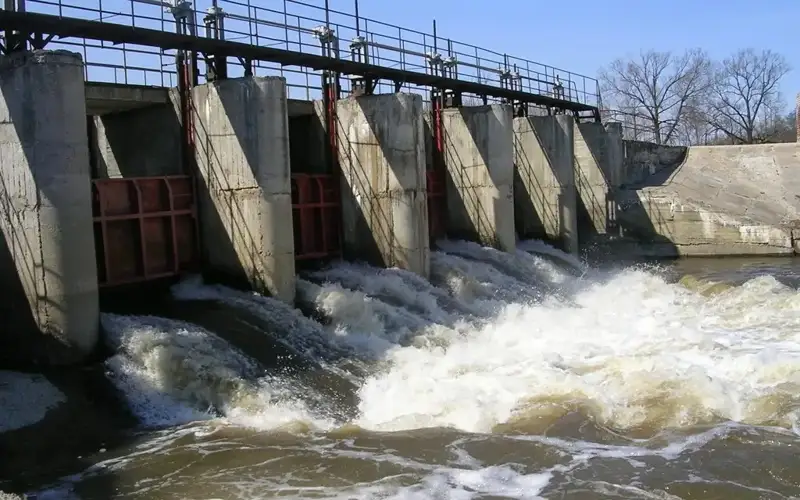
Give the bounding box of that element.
[26,241,800,499]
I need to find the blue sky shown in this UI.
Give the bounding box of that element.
[356,0,799,111]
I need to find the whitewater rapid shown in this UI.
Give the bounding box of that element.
[99,240,800,437]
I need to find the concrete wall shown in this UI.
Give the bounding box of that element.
[0,50,99,367]
[84,82,170,116]
[336,93,430,277]
[617,142,800,256]
[442,104,516,252]
[574,122,622,238]
[621,140,686,187]
[192,76,296,303]
[513,114,578,254]
[89,96,183,178]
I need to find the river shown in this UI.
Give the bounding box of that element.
[4,240,800,499]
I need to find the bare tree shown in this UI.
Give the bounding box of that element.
[676,103,718,145]
[705,49,790,144]
[599,49,711,145]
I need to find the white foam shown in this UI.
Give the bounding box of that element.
[355,263,800,433]
[0,371,65,433]
[329,466,552,500]
[135,240,800,437]
[101,314,333,431]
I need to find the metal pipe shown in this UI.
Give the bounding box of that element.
[432,19,437,53]
[354,0,360,36]
[132,0,172,7]
[224,11,315,35]
[363,40,426,60]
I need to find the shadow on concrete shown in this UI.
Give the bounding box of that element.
[89,102,183,179]
[0,220,65,370]
[573,122,615,242]
[619,140,688,189]
[513,117,569,249]
[578,134,684,264]
[0,53,133,497]
[335,93,423,269]
[442,105,511,249]
[0,52,102,370]
[183,78,363,410]
[190,80,272,293]
[288,105,328,176]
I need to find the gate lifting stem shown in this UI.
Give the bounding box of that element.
[92,175,198,287]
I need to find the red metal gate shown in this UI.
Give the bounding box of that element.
[428,92,448,241]
[92,175,198,287]
[292,173,341,261]
[427,169,447,241]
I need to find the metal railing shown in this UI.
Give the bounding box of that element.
[4,0,600,106]
[602,108,732,146]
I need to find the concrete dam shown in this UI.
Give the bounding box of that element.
[4,2,800,498]
[0,0,613,367]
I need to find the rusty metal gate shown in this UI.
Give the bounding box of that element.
[427,169,447,241]
[92,175,198,287]
[291,173,341,261]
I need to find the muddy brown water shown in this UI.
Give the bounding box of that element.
[3,255,800,499]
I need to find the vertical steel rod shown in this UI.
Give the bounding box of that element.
[354,0,360,36]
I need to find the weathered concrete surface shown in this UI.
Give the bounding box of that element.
[90,93,183,178]
[617,143,800,256]
[336,93,430,277]
[513,114,578,254]
[85,81,315,117]
[442,104,516,252]
[621,140,686,187]
[192,76,296,303]
[796,92,800,143]
[574,122,621,237]
[84,82,170,116]
[0,50,99,367]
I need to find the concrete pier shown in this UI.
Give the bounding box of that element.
[513,114,578,254]
[442,104,516,252]
[192,76,296,303]
[0,50,99,366]
[336,93,430,277]
[574,121,616,237]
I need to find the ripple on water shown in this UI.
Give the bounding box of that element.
[22,244,800,499]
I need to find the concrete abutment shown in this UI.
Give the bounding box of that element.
[0,50,100,366]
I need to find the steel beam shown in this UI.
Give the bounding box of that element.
[0,10,599,115]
